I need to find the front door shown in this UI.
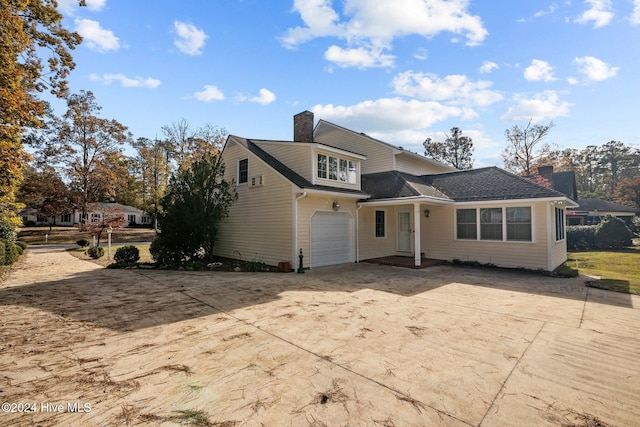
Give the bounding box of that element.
[398,211,411,252]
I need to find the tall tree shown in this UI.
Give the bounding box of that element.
[598,140,638,195]
[56,90,131,218]
[161,119,228,171]
[132,137,170,229]
[152,155,237,264]
[0,0,82,222]
[423,127,474,169]
[502,120,555,175]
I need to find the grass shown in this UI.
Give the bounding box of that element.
[17,226,156,245]
[67,244,153,267]
[568,247,640,295]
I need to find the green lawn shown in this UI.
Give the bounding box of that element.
[568,247,640,295]
[18,226,155,245]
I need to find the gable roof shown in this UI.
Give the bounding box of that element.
[225,135,369,197]
[362,167,572,203]
[573,198,639,213]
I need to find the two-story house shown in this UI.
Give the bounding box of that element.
[216,111,578,271]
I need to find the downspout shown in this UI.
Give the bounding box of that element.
[293,191,308,268]
[547,202,553,271]
[356,204,362,263]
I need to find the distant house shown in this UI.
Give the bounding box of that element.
[567,198,639,226]
[216,111,577,271]
[21,202,150,227]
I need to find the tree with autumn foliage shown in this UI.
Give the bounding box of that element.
[0,0,82,223]
[423,127,474,169]
[79,204,128,247]
[53,90,132,219]
[17,166,73,229]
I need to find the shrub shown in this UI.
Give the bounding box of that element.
[0,218,17,242]
[631,216,640,238]
[567,225,596,250]
[86,245,104,259]
[2,240,20,265]
[15,241,28,250]
[77,239,90,247]
[0,240,5,265]
[114,245,140,264]
[595,215,633,249]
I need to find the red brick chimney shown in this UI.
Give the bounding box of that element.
[293,111,314,142]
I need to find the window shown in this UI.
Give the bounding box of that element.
[128,214,136,223]
[61,214,71,223]
[339,159,348,182]
[317,153,358,184]
[456,209,477,239]
[91,213,101,223]
[348,161,357,184]
[480,208,502,240]
[375,210,386,238]
[317,154,327,179]
[555,207,565,241]
[140,216,149,224]
[506,207,532,241]
[238,159,248,184]
[329,156,338,180]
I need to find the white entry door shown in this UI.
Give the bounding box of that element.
[398,211,411,252]
[310,211,352,267]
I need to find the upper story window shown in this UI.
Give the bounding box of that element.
[238,158,248,184]
[317,153,357,184]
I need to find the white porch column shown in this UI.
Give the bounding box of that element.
[413,203,421,267]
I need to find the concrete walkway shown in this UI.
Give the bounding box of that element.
[1,246,639,426]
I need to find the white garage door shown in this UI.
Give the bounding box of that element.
[310,211,352,268]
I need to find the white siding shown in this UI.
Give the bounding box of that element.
[315,123,394,174]
[254,141,313,181]
[217,142,294,267]
[395,153,454,175]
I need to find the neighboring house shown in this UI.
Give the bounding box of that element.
[21,202,150,227]
[216,111,578,271]
[567,198,639,226]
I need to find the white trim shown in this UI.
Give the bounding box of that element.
[359,196,454,207]
[454,205,536,243]
[303,188,368,199]
[413,203,421,267]
[455,196,578,207]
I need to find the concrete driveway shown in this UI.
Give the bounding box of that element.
[1,246,639,426]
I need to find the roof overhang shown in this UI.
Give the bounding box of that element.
[358,196,454,207]
[454,196,579,208]
[301,188,370,199]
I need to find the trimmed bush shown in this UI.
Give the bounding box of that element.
[77,239,90,247]
[3,240,20,265]
[567,225,596,250]
[16,241,28,250]
[595,215,633,249]
[0,218,17,242]
[114,245,140,264]
[86,245,104,259]
[0,240,5,265]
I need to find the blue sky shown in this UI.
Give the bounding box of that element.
[46,0,640,167]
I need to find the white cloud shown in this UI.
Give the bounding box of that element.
[58,0,106,15]
[193,85,225,102]
[413,48,428,61]
[574,56,619,81]
[575,0,614,28]
[282,0,488,68]
[324,45,395,68]
[250,88,277,105]
[501,90,572,122]
[311,98,464,133]
[631,0,640,24]
[524,59,556,82]
[89,73,161,88]
[534,4,558,18]
[479,60,498,74]
[173,21,208,56]
[74,19,120,52]
[391,71,503,107]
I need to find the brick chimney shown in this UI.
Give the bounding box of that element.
[537,165,554,186]
[293,111,314,142]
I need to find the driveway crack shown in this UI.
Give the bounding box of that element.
[478,321,546,426]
